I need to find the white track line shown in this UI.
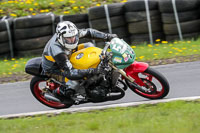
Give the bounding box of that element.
[1,96,200,119]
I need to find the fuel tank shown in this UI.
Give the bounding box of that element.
[70,47,102,69]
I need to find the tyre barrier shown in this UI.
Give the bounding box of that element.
[13,13,55,57]
[0,0,200,58]
[88,3,130,47]
[159,0,200,41]
[0,17,14,58]
[125,0,165,45]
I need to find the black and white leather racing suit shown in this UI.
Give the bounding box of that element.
[42,28,116,81]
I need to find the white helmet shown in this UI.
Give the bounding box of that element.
[56,21,79,49]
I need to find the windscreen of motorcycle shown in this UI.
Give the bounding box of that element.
[70,47,102,69]
[110,38,136,69]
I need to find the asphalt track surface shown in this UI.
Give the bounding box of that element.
[0,61,200,116]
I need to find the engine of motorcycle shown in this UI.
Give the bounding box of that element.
[88,86,108,102]
[85,73,111,102]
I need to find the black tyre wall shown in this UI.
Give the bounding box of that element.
[0,18,12,31]
[159,0,200,41]
[125,0,158,12]
[55,13,88,24]
[88,3,125,20]
[128,19,162,34]
[166,32,200,41]
[14,35,51,51]
[14,25,53,40]
[101,26,130,38]
[163,19,200,35]
[88,3,128,45]
[0,18,13,57]
[161,10,200,24]
[12,14,55,56]
[0,31,9,43]
[158,0,199,13]
[14,13,55,29]
[125,10,161,23]
[0,42,10,54]
[124,0,165,45]
[90,15,126,30]
[16,48,44,57]
[130,32,165,44]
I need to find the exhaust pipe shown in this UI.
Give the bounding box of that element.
[44,93,61,102]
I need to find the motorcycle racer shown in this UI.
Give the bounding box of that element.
[42,21,117,98]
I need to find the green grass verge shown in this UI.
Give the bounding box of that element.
[1,100,200,133]
[0,38,200,76]
[133,38,200,61]
[0,56,35,77]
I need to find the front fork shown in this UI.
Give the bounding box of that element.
[109,61,149,86]
[108,62,135,82]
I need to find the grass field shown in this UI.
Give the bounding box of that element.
[0,100,200,133]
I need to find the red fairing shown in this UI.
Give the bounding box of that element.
[125,61,149,75]
[124,61,149,86]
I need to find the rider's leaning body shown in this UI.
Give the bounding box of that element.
[41,21,117,97]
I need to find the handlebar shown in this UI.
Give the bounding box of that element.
[101,42,111,57]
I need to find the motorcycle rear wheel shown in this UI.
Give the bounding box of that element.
[30,76,73,109]
[126,67,170,99]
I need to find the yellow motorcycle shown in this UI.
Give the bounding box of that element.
[25,38,169,109]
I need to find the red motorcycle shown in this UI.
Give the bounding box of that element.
[25,38,169,109]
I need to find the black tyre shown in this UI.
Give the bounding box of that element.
[16,48,44,57]
[0,52,10,58]
[125,10,160,23]
[101,26,130,38]
[161,10,199,24]
[14,14,54,29]
[128,19,162,34]
[55,14,88,24]
[14,35,51,51]
[14,25,53,40]
[125,0,158,12]
[88,3,124,20]
[159,0,199,13]
[30,76,73,109]
[126,67,169,99]
[165,32,200,41]
[90,15,126,30]
[163,19,200,35]
[130,32,165,44]
[0,31,9,43]
[79,38,93,44]
[0,18,12,31]
[75,22,89,29]
[0,42,10,54]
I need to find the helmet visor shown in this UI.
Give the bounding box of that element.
[64,36,75,44]
[62,35,79,45]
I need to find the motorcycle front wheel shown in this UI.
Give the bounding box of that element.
[30,76,73,109]
[126,67,170,99]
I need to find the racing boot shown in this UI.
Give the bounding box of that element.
[52,86,75,104]
[53,85,75,99]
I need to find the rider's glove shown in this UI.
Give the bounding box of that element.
[87,68,101,75]
[106,33,118,41]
